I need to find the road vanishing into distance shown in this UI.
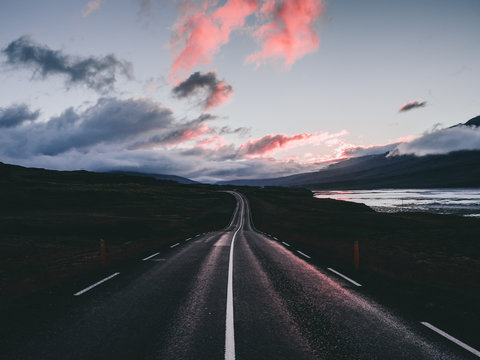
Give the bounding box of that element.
[2,191,479,359]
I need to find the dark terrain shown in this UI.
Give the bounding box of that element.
[0,162,235,306]
[1,162,479,354]
[243,186,480,348]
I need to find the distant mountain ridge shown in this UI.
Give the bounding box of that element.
[108,170,198,184]
[451,115,480,128]
[0,162,197,185]
[219,115,480,189]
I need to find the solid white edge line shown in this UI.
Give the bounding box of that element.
[327,268,362,287]
[296,250,311,259]
[282,241,291,247]
[142,252,160,261]
[170,243,180,248]
[74,272,120,296]
[421,322,480,357]
[225,195,243,360]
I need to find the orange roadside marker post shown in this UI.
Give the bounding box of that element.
[354,240,360,270]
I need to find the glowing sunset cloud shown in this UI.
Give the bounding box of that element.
[82,0,103,18]
[170,0,259,83]
[398,100,427,113]
[246,0,323,67]
[195,135,229,150]
[172,71,233,109]
[238,130,346,158]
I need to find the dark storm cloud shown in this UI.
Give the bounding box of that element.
[398,100,427,113]
[0,104,39,128]
[2,36,133,93]
[0,98,174,157]
[172,71,233,109]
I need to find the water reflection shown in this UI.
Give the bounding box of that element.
[313,189,480,217]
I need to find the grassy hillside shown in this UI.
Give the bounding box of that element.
[0,163,235,303]
[244,186,480,344]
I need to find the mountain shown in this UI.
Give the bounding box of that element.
[108,170,198,184]
[219,116,480,189]
[0,162,197,185]
[464,115,480,127]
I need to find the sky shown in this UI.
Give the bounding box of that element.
[0,0,479,182]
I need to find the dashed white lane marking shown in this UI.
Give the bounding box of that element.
[74,272,120,296]
[421,322,480,357]
[327,268,362,287]
[142,252,160,261]
[225,195,243,360]
[185,237,192,241]
[273,237,278,240]
[282,241,291,247]
[170,243,180,248]
[296,250,311,259]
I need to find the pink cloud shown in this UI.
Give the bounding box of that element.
[246,0,323,68]
[172,71,233,109]
[167,122,212,146]
[398,100,427,113]
[82,0,103,18]
[170,0,259,84]
[238,130,345,158]
[205,80,233,109]
[195,135,229,150]
[239,133,312,157]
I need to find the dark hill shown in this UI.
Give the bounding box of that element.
[219,150,480,189]
[109,170,198,184]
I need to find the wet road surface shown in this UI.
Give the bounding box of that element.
[1,191,477,359]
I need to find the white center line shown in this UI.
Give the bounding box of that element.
[74,272,120,296]
[142,252,160,261]
[421,322,480,357]
[296,250,311,259]
[282,241,291,247]
[170,243,180,248]
[327,268,362,287]
[225,195,243,360]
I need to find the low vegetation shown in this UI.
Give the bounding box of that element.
[244,186,480,345]
[0,163,235,304]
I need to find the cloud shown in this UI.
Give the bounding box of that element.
[218,125,250,136]
[2,36,133,93]
[239,133,312,156]
[390,126,480,156]
[130,113,216,149]
[172,71,233,109]
[246,0,323,67]
[169,0,258,83]
[0,104,40,128]
[0,98,175,157]
[0,98,357,183]
[0,99,320,182]
[237,130,347,158]
[398,100,427,113]
[82,0,103,18]
[341,143,399,158]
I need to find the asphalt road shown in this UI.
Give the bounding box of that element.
[1,191,478,359]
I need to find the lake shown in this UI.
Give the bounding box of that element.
[313,189,480,217]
